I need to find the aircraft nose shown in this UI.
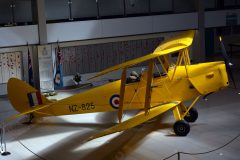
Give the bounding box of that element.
[219,63,229,88]
[188,62,229,95]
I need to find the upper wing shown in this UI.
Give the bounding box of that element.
[153,30,194,55]
[88,53,160,80]
[89,30,195,80]
[87,101,180,141]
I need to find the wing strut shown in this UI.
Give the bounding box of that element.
[144,59,154,115]
[118,68,127,123]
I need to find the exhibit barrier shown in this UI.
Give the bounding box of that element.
[162,133,240,160]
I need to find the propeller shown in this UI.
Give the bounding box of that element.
[219,36,236,89]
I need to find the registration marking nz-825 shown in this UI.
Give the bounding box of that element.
[69,102,95,112]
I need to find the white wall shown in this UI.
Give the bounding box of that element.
[153,13,197,32]
[0,25,39,47]
[47,20,102,42]
[101,16,153,37]
[0,9,240,47]
[47,13,198,43]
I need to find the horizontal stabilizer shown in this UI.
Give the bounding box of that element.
[3,104,52,123]
[87,101,180,141]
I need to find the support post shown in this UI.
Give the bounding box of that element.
[123,0,126,16]
[1,123,10,156]
[36,0,47,44]
[193,0,205,62]
[68,0,73,21]
[10,1,16,25]
[96,0,100,19]
[148,0,151,15]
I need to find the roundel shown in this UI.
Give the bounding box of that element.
[109,94,120,109]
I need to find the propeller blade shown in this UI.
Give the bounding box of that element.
[219,36,236,88]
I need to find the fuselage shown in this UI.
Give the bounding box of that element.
[36,61,228,117]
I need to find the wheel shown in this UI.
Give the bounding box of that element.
[184,108,198,123]
[173,120,190,136]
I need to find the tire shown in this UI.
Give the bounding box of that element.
[173,120,190,136]
[184,108,198,123]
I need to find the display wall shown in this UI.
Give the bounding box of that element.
[0,47,30,95]
[60,37,164,76]
[0,52,22,83]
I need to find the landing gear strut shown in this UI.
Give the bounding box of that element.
[23,114,34,125]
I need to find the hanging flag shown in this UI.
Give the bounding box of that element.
[54,44,63,88]
[28,48,34,86]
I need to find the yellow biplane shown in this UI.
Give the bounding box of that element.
[1,30,233,154]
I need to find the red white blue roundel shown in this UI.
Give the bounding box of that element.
[110,94,120,109]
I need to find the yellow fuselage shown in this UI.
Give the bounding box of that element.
[35,61,228,117]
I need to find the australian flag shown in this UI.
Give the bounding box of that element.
[28,48,34,86]
[54,44,63,89]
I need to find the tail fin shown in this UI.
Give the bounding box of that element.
[7,78,50,113]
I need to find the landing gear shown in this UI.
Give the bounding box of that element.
[184,108,198,123]
[23,114,34,125]
[173,120,190,136]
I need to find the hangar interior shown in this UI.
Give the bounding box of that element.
[0,0,240,160]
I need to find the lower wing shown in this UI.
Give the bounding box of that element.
[87,101,180,141]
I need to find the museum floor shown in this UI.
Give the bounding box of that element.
[1,56,240,160]
[0,82,240,160]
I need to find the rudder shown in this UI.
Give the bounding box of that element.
[7,78,50,113]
